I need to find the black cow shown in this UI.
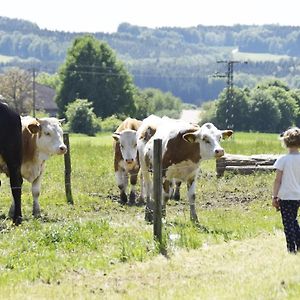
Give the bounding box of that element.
[0,102,23,224]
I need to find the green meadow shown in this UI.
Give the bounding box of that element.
[0,131,299,299]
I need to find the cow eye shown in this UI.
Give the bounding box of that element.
[203,137,210,144]
[44,131,51,136]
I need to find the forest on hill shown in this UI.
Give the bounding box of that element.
[1,16,300,105]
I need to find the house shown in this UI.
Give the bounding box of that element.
[34,83,58,116]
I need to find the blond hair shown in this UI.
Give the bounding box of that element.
[282,127,300,148]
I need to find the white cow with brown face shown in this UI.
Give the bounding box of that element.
[112,117,142,205]
[5,116,67,218]
[139,118,233,222]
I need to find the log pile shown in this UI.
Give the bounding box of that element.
[216,154,280,176]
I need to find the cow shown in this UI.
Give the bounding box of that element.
[0,102,23,225]
[137,116,193,208]
[138,118,233,222]
[2,116,67,218]
[137,115,165,205]
[112,117,142,205]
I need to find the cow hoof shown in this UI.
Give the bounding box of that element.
[162,209,166,218]
[136,196,146,206]
[13,216,22,226]
[33,212,41,218]
[119,193,128,205]
[191,216,199,224]
[128,192,136,206]
[145,207,154,223]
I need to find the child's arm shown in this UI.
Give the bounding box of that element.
[272,169,283,210]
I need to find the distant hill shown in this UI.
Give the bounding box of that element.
[1,17,300,104]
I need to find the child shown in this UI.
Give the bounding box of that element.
[273,127,300,253]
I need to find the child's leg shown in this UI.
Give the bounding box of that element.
[294,200,300,250]
[280,200,297,253]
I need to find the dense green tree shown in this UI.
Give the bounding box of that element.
[134,88,182,119]
[65,99,99,136]
[249,89,281,132]
[36,72,60,89]
[56,35,136,118]
[267,86,298,131]
[215,88,250,130]
[290,89,300,126]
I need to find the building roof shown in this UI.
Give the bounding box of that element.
[35,83,58,113]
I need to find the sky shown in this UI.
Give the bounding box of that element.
[1,0,300,33]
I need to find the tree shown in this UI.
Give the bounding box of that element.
[0,67,32,114]
[36,72,60,90]
[267,86,298,131]
[215,88,250,130]
[65,99,99,136]
[56,35,136,118]
[249,89,281,132]
[134,88,182,119]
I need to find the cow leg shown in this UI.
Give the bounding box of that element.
[143,170,154,222]
[129,171,138,205]
[137,172,145,205]
[6,159,23,225]
[162,179,172,218]
[172,180,181,201]
[187,178,198,223]
[32,175,43,217]
[115,169,128,204]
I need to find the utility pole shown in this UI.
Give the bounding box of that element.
[32,68,36,117]
[213,60,247,129]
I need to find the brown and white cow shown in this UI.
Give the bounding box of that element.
[139,118,233,222]
[112,117,142,205]
[2,116,67,218]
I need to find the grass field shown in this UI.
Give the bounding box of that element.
[0,131,299,299]
[232,50,291,62]
[0,54,14,63]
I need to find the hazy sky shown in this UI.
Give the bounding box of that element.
[1,0,300,33]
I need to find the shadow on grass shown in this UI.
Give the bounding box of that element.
[166,219,234,237]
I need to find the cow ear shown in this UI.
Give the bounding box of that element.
[183,132,197,143]
[27,120,41,134]
[222,130,233,139]
[112,132,120,141]
[58,118,65,124]
[139,126,156,141]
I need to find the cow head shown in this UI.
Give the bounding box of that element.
[113,129,138,168]
[183,122,233,160]
[27,118,67,156]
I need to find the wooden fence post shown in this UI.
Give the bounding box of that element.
[153,139,162,245]
[63,132,74,205]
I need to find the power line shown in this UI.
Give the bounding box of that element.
[213,60,248,129]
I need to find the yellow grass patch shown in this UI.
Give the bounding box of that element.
[5,231,300,300]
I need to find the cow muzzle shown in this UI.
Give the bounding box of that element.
[214,149,224,158]
[58,145,67,155]
[125,158,136,170]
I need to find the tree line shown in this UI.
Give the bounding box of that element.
[201,79,300,133]
[2,18,300,104]
[1,33,299,134]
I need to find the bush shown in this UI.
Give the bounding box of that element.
[100,115,123,132]
[65,99,100,136]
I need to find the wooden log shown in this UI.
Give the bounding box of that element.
[216,154,279,176]
[225,165,275,175]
